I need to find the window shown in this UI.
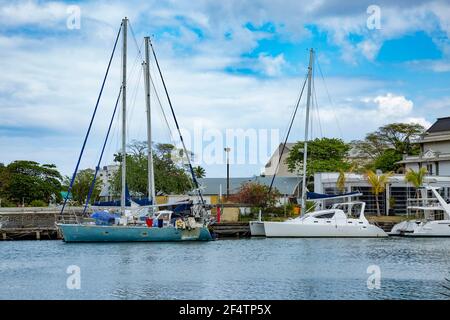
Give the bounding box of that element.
[315,212,335,219]
[426,164,433,175]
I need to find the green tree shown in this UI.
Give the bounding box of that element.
[286,137,351,176]
[193,166,206,178]
[405,167,428,218]
[336,165,355,193]
[110,141,193,197]
[64,169,101,205]
[373,149,403,173]
[365,170,393,216]
[352,122,425,171]
[3,161,62,206]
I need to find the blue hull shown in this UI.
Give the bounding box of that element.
[57,224,212,242]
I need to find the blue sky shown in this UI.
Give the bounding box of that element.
[1,0,450,178]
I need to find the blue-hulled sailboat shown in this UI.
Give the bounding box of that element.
[57,18,212,242]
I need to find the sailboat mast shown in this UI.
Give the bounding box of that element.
[301,48,314,212]
[121,17,128,213]
[144,36,156,205]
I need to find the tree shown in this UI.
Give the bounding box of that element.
[373,149,403,173]
[110,141,194,197]
[233,182,280,209]
[286,137,351,177]
[405,167,428,217]
[365,170,393,216]
[65,169,101,205]
[193,166,206,178]
[3,161,63,205]
[336,165,355,193]
[352,122,425,172]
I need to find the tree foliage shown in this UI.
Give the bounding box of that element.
[63,169,102,205]
[286,137,351,176]
[110,141,196,197]
[365,170,393,216]
[193,166,206,178]
[0,161,63,206]
[232,182,281,208]
[404,167,427,188]
[352,123,425,172]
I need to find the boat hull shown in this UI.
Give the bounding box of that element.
[57,223,212,242]
[249,221,265,236]
[389,220,450,237]
[263,221,387,238]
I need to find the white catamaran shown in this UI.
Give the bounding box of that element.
[389,185,450,237]
[261,48,388,238]
[56,18,212,242]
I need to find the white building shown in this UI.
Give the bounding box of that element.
[263,143,297,177]
[398,117,450,176]
[97,164,119,202]
[314,172,450,215]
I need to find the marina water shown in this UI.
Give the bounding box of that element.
[1,238,449,300]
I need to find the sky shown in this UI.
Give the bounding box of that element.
[1,0,450,178]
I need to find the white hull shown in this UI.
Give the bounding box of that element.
[249,221,265,236]
[264,220,387,238]
[389,220,450,237]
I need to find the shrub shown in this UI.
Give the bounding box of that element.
[30,200,47,207]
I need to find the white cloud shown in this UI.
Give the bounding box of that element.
[0,0,447,177]
[373,93,413,117]
[257,53,286,76]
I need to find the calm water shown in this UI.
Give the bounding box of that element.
[0,238,449,300]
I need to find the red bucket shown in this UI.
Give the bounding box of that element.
[145,218,153,227]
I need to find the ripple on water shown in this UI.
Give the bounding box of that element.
[0,238,449,300]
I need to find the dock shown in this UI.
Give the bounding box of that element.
[210,222,250,238]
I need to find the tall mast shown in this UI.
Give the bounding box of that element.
[121,17,128,214]
[143,36,156,206]
[301,48,314,212]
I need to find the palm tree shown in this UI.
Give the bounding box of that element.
[193,166,206,179]
[365,170,393,216]
[405,167,427,218]
[336,165,355,193]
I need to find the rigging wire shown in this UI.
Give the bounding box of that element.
[148,39,206,208]
[268,70,309,194]
[83,87,122,213]
[316,57,343,139]
[60,22,122,215]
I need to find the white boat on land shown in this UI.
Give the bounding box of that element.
[264,202,387,238]
[389,186,450,237]
[249,210,265,236]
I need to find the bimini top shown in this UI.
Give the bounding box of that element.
[307,191,362,200]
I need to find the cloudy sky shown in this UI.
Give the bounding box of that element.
[1,0,450,178]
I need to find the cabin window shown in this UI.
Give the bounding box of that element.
[315,212,335,219]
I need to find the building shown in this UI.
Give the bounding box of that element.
[198,176,300,202]
[263,143,297,177]
[314,172,450,216]
[398,117,450,176]
[97,164,119,202]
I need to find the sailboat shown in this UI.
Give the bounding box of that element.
[262,49,388,238]
[389,185,450,237]
[56,18,212,242]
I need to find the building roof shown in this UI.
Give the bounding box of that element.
[427,117,450,133]
[197,176,300,195]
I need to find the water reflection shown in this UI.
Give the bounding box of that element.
[0,238,449,299]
